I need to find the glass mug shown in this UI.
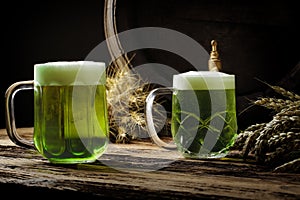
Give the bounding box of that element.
[5,61,109,164]
[146,71,238,159]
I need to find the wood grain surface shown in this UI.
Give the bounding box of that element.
[0,128,299,199]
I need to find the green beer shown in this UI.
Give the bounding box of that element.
[33,61,109,164]
[171,71,237,158]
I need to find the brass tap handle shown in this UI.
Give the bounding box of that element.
[211,40,217,51]
[208,40,222,71]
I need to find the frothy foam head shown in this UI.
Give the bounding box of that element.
[34,61,106,86]
[173,71,235,90]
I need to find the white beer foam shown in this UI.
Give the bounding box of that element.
[173,71,235,90]
[34,61,106,86]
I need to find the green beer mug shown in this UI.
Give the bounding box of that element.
[146,71,238,159]
[5,61,109,164]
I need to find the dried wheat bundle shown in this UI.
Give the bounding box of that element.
[232,84,300,173]
[106,59,146,143]
[106,59,166,143]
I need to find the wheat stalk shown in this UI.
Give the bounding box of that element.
[106,57,168,143]
[254,98,294,112]
[270,85,300,101]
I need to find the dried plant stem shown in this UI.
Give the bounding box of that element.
[273,158,300,173]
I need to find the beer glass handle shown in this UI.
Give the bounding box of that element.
[145,87,177,150]
[5,80,35,149]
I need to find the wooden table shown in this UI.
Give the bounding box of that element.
[0,128,299,199]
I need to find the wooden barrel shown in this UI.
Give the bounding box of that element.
[105,0,300,129]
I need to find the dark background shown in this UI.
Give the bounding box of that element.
[2,1,106,129]
[2,0,299,130]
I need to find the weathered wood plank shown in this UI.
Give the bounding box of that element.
[0,128,299,199]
